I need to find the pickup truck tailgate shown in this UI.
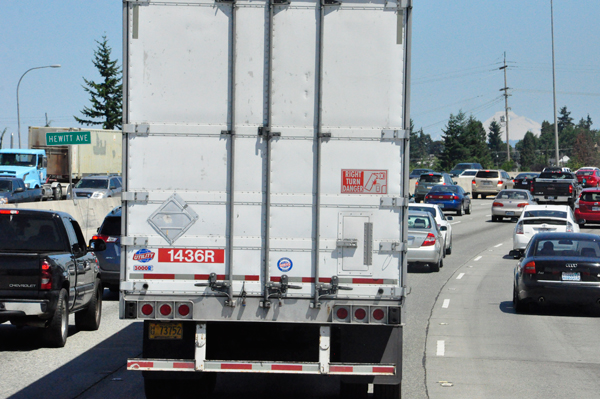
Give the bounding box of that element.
[0,254,40,290]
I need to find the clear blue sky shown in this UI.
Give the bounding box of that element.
[1,1,598,147]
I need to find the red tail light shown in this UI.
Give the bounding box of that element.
[569,185,573,194]
[472,180,476,185]
[530,183,534,193]
[178,304,190,317]
[336,307,349,320]
[354,308,367,320]
[516,222,524,234]
[141,304,154,316]
[40,260,52,290]
[159,304,173,316]
[524,261,536,274]
[372,308,385,321]
[493,202,503,207]
[517,203,528,208]
[497,180,503,185]
[422,233,436,246]
[92,234,118,243]
[0,210,18,214]
[415,181,419,186]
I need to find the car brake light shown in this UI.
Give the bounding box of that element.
[498,180,503,185]
[93,234,118,243]
[415,181,419,186]
[569,185,573,194]
[493,202,503,207]
[472,180,476,185]
[422,233,436,246]
[566,222,574,232]
[524,261,536,274]
[40,260,52,290]
[517,203,528,207]
[530,183,534,193]
[516,222,524,234]
[0,210,18,214]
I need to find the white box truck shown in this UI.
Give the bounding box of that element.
[121,0,412,397]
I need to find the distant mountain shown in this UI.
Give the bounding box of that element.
[483,111,541,142]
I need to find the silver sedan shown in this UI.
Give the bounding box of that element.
[407,211,445,272]
[491,189,536,222]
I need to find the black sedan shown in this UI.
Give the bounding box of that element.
[513,232,600,312]
[513,172,539,191]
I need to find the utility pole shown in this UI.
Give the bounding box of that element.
[499,52,511,163]
[551,0,560,166]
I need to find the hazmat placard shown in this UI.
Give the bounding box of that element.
[341,170,387,194]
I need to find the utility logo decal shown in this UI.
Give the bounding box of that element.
[277,257,293,272]
[133,249,156,263]
[341,170,387,194]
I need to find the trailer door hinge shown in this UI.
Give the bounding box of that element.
[261,275,302,308]
[379,241,406,252]
[123,123,150,136]
[122,191,149,201]
[381,129,409,141]
[380,196,408,208]
[121,236,149,246]
[258,126,281,140]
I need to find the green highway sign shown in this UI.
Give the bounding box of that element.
[46,131,91,146]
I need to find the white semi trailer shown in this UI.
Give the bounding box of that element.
[120,0,412,397]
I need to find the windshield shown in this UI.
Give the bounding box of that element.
[0,213,66,252]
[419,175,442,183]
[409,206,437,219]
[460,170,477,176]
[99,216,121,236]
[539,172,573,179]
[75,179,109,189]
[430,185,458,193]
[408,214,432,229]
[0,153,36,167]
[0,180,12,192]
[476,171,499,178]
[533,238,600,257]
[523,210,567,219]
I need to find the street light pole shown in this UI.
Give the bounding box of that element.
[551,0,559,165]
[16,64,61,149]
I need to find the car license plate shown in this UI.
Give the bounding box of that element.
[483,181,492,186]
[562,272,580,281]
[149,322,183,340]
[593,207,600,212]
[547,196,555,200]
[505,211,514,216]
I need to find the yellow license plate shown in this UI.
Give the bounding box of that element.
[149,322,183,340]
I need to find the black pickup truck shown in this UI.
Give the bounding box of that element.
[0,177,42,204]
[0,209,106,347]
[530,171,582,207]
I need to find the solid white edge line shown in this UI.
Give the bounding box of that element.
[474,256,482,261]
[442,299,450,308]
[437,340,445,356]
[456,273,465,279]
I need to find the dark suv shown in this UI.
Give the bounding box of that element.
[93,206,121,292]
[413,172,454,203]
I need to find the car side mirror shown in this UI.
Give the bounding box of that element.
[88,238,107,252]
[446,216,454,220]
[509,250,522,259]
[440,226,448,231]
[453,181,458,185]
[15,187,24,193]
[578,219,586,225]
[464,192,470,196]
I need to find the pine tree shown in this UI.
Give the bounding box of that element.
[487,120,504,166]
[557,106,574,133]
[75,36,122,130]
[515,131,537,171]
[439,111,469,171]
[464,116,492,167]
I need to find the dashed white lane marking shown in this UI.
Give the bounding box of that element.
[442,299,450,308]
[494,243,503,248]
[437,340,445,356]
[486,214,491,217]
[450,221,461,225]
[456,273,465,280]
[474,256,482,261]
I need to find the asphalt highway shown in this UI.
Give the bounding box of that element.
[2,198,600,399]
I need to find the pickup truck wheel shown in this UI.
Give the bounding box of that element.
[43,288,68,347]
[373,383,401,399]
[75,279,102,331]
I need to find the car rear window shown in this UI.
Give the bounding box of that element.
[461,170,477,176]
[99,216,121,236]
[523,218,567,226]
[419,175,442,183]
[430,185,459,193]
[516,173,538,179]
[533,238,600,257]
[408,215,432,229]
[577,170,594,176]
[523,210,567,219]
[475,171,499,178]
[0,213,66,251]
[538,172,573,179]
[580,192,600,202]
[497,191,528,199]
[408,206,437,218]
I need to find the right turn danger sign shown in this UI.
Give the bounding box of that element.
[341,169,387,194]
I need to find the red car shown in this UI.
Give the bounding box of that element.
[575,168,600,187]
[574,188,600,226]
